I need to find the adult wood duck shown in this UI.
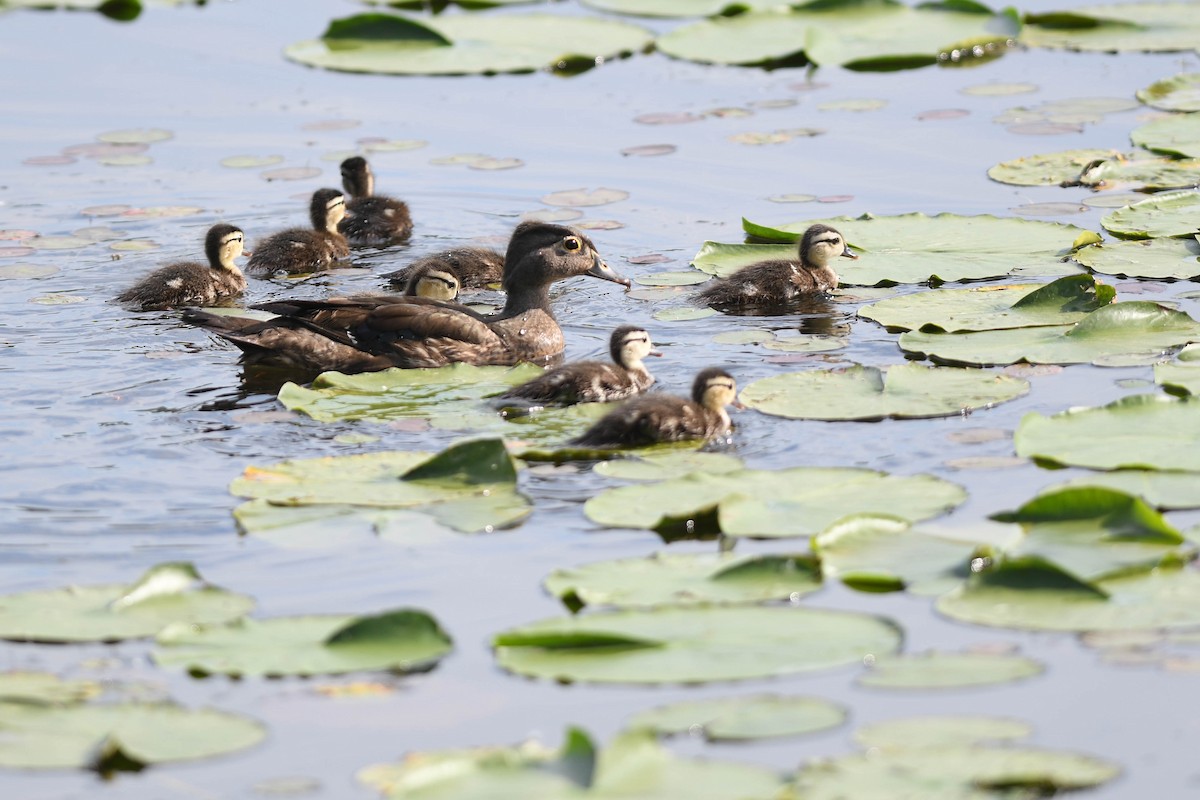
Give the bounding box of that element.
[499,325,660,406]
[697,224,856,306]
[384,246,505,292]
[116,224,247,311]
[571,367,741,448]
[338,156,413,246]
[245,188,350,276]
[184,221,629,375]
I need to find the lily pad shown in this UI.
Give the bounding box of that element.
[153,608,452,677]
[813,515,974,595]
[1074,236,1200,279]
[0,673,99,705]
[739,363,1029,421]
[859,274,1114,332]
[636,270,709,286]
[986,148,1121,186]
[653,307,715,321]
[579,0,780,17]
[0,563,253,643]
[899,302,1200,367]
[1080,157,1200,191]
[1156,360,1200,395]
[1131,112,1200,158]
[286,13,654,76]
[1100,190,1200,238]
[96,127,172,144]
[1023,3,1200,53]
[493,605,902,684]
[220,155,285,168]
[856,651,1044,689]
[854,715,1034,749]
[1055,470,1200,510]
[1015,393,1200,471]
[592,450,743,480]
[543,552,822,610]
[627,694,846,741]
[1138,73,1200,112]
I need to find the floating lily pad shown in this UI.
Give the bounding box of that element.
[859,275,1114,332]
[1156,360,1200,395]
[987,148,1120,186]
[287,13,653,76]
[493,605,902,684]
[0,563,253,643]
[962,81,1038,96]
[740,363,1029,421]
[98,154,151,166]
[1101,190,1200,238]
[260,166,322,181]
[27,235,91,250]
[541,187,629,207]
[1074,236,1200,279]
[628,694,846,741]
[592,450,743,480]
[0,673,99,705]
[900,302,1200,367]
[855,716,1034,750]
[543,552,822,610]
[579,0,780,17]
[1055,470,1200,509]
[364,138,428,152]
[220,155,285,168]
[653,307,715,321]
[813,515,974,595]
[154,609,452,677]
[96,128,172,144]
[585,466,965,539]
[636,270,709,286]
[0,702,264,773]
[620,144,676,157]
[1015,393,1200,471]
[0,263,58,279]
[1138,73,1200,112]
[1023,3,1200,53]
[1131,112,1200,158]
[818,98,887,112]
[856,651,1044,689]
[1081,157,1200,191]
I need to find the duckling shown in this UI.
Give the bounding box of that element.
[338,156,413,246]
[696,223,857,307]
[402,263,461,301]
[499,325,661,406]
[570,367,741,448]
[116,224,247,311]
[384,247,505,292]
[245,188,350,276]
[183,221,630,375]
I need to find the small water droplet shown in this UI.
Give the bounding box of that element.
[862,653,876,666]
[519,328,527,336]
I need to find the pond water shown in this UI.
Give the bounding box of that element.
[2,0,1199,797]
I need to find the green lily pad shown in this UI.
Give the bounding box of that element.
[286,13,654,76]
[740,363,1029,420]
[899,302,1200,367]
[220,154,284,168]
[96,127,172,144]
[592,450,744,480]
[987,148,1121,186]
[854,715,1034,749]
[628,694,846,741]
[813,515,974,595]
[0,563,253,643]
[653,306,716,321]
[1015,393,1200,471]
[1131,111,1200,158]
[580,0,779,17]
[1055,470,1200,510]
[0,673,99,705]
[859,274,1114,332]
[657,0,1019,71]
[493,605,902,684]
[0,702,264,773]
[543,552,822,610]
[856,651,1044,689]
[1100,190,1200,238]
[154,608,452,678]
[1074,237,1200,279]
[1156,360,1200,395]
[1080,157,1200,191]
[1138,73,1200,112]
[636,270,709,286]
[585,466,965,539]
[1023,3,1200,53]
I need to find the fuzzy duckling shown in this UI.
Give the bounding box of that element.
[697,224,857,307]
[116,224,247,311]
[500,325,661,406]
[402,263,461,301]
[338,156,413,247]
[245,188,350,276]
[384,247,505,292]
[571,367,741,448]
[183,221,630,376]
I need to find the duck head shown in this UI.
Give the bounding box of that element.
[340,156,373,199]
[310,188,347,235]
[405,265,461,301]
[692,367,744,411]
[610,325,661,368]
[800,224,857,269]
[204,223,247,272]
[503,222,629,292]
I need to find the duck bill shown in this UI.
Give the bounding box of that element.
[587,254,631,287]
[731,397,747,410]
[840,245,859,260]
[647,349,664,357]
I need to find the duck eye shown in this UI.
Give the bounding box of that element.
[563,237,582,252]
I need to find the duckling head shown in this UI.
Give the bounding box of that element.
[692,367,743,412]
[610,325,661,368]
[310,188,347,234]
[340,156,373,199]
[204,224,246,272]
[406,266,461,302]
[502,222,630,295]
[800,224,857,269]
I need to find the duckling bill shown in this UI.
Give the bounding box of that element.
[500,325,660,406]
[245,188,350,276]
[339,156,413,247]
[116,223,246,311]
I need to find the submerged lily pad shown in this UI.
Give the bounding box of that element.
[543,552,822,610]
[0,563,253,643]
[1023,3,1200,53]
[740,363,1029,420]
[859,275,1114,332]
[987,148,1121,186]
[493,605,902,684]
[154,609,452,677]
[1101,190,1200,239]
[856,651,1044,689]
[855,715,1034,749]
[628,694,846,741]
[899,302,1200,367]
[814,515,974,595]
[1074,236,1200,279]
[286,13,653,76]
[1138,73,1200,112]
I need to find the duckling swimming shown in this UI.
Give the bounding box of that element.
[116,224,247,311]
[245,188,350,276]
[500,325,660,406]
[402,262,461,301]
[384,247,505,292]
[339,156,413,247]
[183,221,630,375]
[697,224,856,307]
[571,367,741,448]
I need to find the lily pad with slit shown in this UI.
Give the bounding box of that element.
[1131,111,1200,159]
[1022,3,1200,53]
[987,148,1121,186]
[1100,190,1200,238]
[1138,73,1200,112]
[627,694,846,741]
[856,651,1044,689]
[813,515,975,595]
[1074,236,1200,279]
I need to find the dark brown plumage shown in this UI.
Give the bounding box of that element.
[183,221,630,376]
[570,367,740,448]
[384,247,505,292]
[245,188,350,276]
[116,224,246,311]
[697,224,856,307]
[499,325,660,406]
[338,156,413,247]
